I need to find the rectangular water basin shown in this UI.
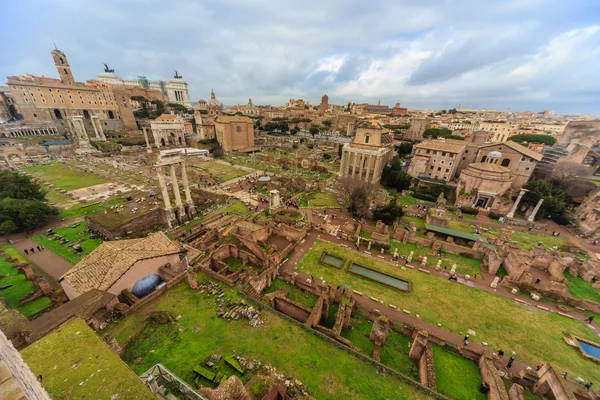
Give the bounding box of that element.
[320,252,345,269]
[578,340,600,359]
[348,263,411,292]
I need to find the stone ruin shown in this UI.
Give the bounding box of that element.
[370,220,390,247]
[369,314,391,362]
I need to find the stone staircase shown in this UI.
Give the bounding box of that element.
[242,285,261,301]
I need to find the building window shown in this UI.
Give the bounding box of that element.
[54,109,63,119]
[501,158,510,167]
[365,135,370,144]
[426,149,430,154]
[63,68,67,75]
[442,152,446,156]
[446,168,450,173]
[437,167,441,171]
[59,57,64,64]
[33,113,37,118]
[430,166,434,170]
[236,126,241,133]
[108,110,115,119]
[37,88,41,92]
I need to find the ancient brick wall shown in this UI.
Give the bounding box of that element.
[273,297,311,323]
[419,342,436,391]
[86,208,165,240]
[479,353,510,400]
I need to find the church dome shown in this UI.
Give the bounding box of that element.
[198,99,207,105]
[487,151,502,159]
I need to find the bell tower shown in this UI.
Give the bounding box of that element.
[51,48,75,84]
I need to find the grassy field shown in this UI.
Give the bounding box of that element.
[102,276,433,399]
[380,330,420,380]
[401,216,426,229]
[262,278,319,309]
[510,231,568,250]
[0,246,52,317]
[21,318,152,399]
[387,241,482,277]
[564,272,600,303]
[307,191,341,208]
[25,162,107,191]
[197,161,248,182]
[432,344,486,400]
[397,196,417,206]
[58,197,124,220]
[296,240,600,382]
[32,222,102,264]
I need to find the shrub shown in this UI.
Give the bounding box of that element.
[488,212,504,220]
[459,206,479,215]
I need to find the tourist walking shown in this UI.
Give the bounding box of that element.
[506,357,514,369]
[24,249,29,255]
[562,372,568,380]
[584,382,593,390]
[498,349,505,357]
[585,315,595,324]
[30,247,35,253]
[463,335,469,346]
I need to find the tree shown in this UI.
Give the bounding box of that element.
[209,141,224,158]
[509,134,557,146]
[309,125,319,138]
[549,161,591,181]
[278,121,289,134]
[381,157,412,192]
[264,122,278,133]
[349,186,369,218]
[322,120,332,131]
[290,127,300,135]
[150,100,165,117]
[423,128,457,139]
[522,177,572,224]
[396,142,414,156]
[373,200,404,225]
[0,171,57,234]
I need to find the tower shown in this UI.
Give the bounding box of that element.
[51,48,75,84]
[319,94,328,116]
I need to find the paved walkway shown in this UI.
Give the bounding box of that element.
[280,229,599,393]
[3,216,80,281]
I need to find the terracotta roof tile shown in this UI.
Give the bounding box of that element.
[61,232,181,295]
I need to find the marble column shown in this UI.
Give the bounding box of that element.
[352,151,358,177]
[157,167,172,209]
[527,198,544,222]
[506,188,528,218]
[170,164,183,206]
[180,161,194,204]
[94,116,106,141]
[142,127,152,153]
[91,116,100,139]
[372,154,383,183]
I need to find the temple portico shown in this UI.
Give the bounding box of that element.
[155,154,196,228]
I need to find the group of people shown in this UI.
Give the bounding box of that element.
[24,245,44,255]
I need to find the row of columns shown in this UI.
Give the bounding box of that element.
[156,160,196,228]
[505,188,544,222]
[342,150,382,184]
[7,126,59,137]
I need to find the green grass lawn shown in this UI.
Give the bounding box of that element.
[564,272,600,303]
[401,216,426,229]
[58,197,124,220]
[102,276,433,399]
[0,246,52,317]
[32,222,102,264]
[432,344,486,400]
[307,191,340,208]
[341,314,374,356]
[24,162,107,191]
[397,196,417,206]
[262,279,319,309]
[197,161,248,182]
[510,231,568,250]
[296,240,600,382]
[380,331,420,380]
[21,318,152,400]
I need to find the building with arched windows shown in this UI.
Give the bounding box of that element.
[6,48,138,135]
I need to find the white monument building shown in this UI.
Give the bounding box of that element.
[97,66,191,108]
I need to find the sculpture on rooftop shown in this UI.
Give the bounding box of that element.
[103,63,114,73]
[174,70,182,79]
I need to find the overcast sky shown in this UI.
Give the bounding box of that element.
[2,0,599,114]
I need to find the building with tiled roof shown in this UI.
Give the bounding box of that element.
[408,139,467,183]
[214,114,255,152]
[59,232,182,299]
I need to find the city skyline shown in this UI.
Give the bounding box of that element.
[2,0,600,114]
